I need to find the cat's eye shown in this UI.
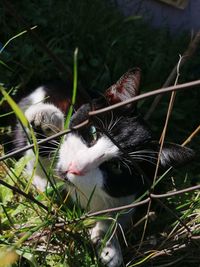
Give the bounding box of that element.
[89,125,97,141]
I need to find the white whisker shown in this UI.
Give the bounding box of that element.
[119,159,132,175]
[129,150,158,155]
[110,116,122,132]
[95,116,106,129]
[107,111,114,131]
[38,145,58,150]
[131,154,158,160]
[130,156,157,165]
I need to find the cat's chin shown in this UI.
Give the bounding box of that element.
[67,172,83,180]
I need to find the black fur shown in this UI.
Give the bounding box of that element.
[69,99,195,198]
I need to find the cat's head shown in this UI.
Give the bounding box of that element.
[57,69,194,195]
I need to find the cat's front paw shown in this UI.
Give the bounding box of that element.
[100,240,123,267]
[25,103,64,136]
[90,221,123,267]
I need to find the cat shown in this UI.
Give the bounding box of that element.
[14,68,194,267]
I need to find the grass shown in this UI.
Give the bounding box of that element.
[0,0,200,266]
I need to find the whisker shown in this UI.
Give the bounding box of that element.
[109,116,122,132]
[95,116,106,129]
[47,139,60,145]
[107,111,114,132]
[38,144,59,149]
[38,148,58,153]
[121,153,158,166]
[2,139,24,146]
[129,150,158,155]
[131,154,158,160]
[129,156,158,166]
[2,147,26,155]
[104,113,109,130]
[119,159,132,175]
[36,137,60,143]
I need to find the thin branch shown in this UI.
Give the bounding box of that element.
[145,31,200,120]
[138,199,152,252]
[150,185,200,198]
[81,184,200,219]
[0,179,49,212]
[182,124,200,146]
[86,198,150,218]
[89,79,200,116]
[0,120,89,161]
[153,55,183,189]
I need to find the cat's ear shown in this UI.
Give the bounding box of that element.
[159,143,195,168]
[105,68,141,108]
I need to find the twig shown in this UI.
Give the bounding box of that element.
[83,184,200,218]
[0,179,49,212]
[89,79,200,116]
[138,199,152,252]
[0,120,89,161]
[153,55,183,188]
[86,198,151,218]
[138,56,182,252]
[150,185,200,198]
[182,124,200,146]
[145,31,200,120]
[132,212,156,228]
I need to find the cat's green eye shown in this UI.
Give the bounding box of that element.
[90,125,97,141]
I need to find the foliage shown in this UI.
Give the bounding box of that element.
[0,0,191,90]
[0,0,200,266]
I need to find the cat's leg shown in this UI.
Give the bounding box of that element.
[23,103,64,190]
[90,220,123,267]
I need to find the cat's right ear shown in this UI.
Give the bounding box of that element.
[105,68,141,109]
[160,143,195,169]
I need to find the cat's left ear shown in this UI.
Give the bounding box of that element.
[105,68,141,109]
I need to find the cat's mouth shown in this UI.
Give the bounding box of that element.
[57,168,89,182]
[67,170,86,176]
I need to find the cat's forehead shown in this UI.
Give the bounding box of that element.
[71,108,129,131]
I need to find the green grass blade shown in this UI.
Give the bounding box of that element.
[0,60,13,71]
[0,86,28,127]
[64,47,78,128]
[0,26,37,54]
[0,85,39,193]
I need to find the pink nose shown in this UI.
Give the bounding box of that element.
[67,162,84,176]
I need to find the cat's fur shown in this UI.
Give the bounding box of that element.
[15,69,194,267]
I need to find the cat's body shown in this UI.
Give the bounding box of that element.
[15,69,194,267]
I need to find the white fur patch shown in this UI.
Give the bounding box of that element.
[58,134,119,175]
[25,150,50,191]
[25,103,64,135]
[29,86,46,105]
[90,221,123,267]
[57,133,135,212]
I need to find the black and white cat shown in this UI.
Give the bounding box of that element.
[15,69,194,267]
